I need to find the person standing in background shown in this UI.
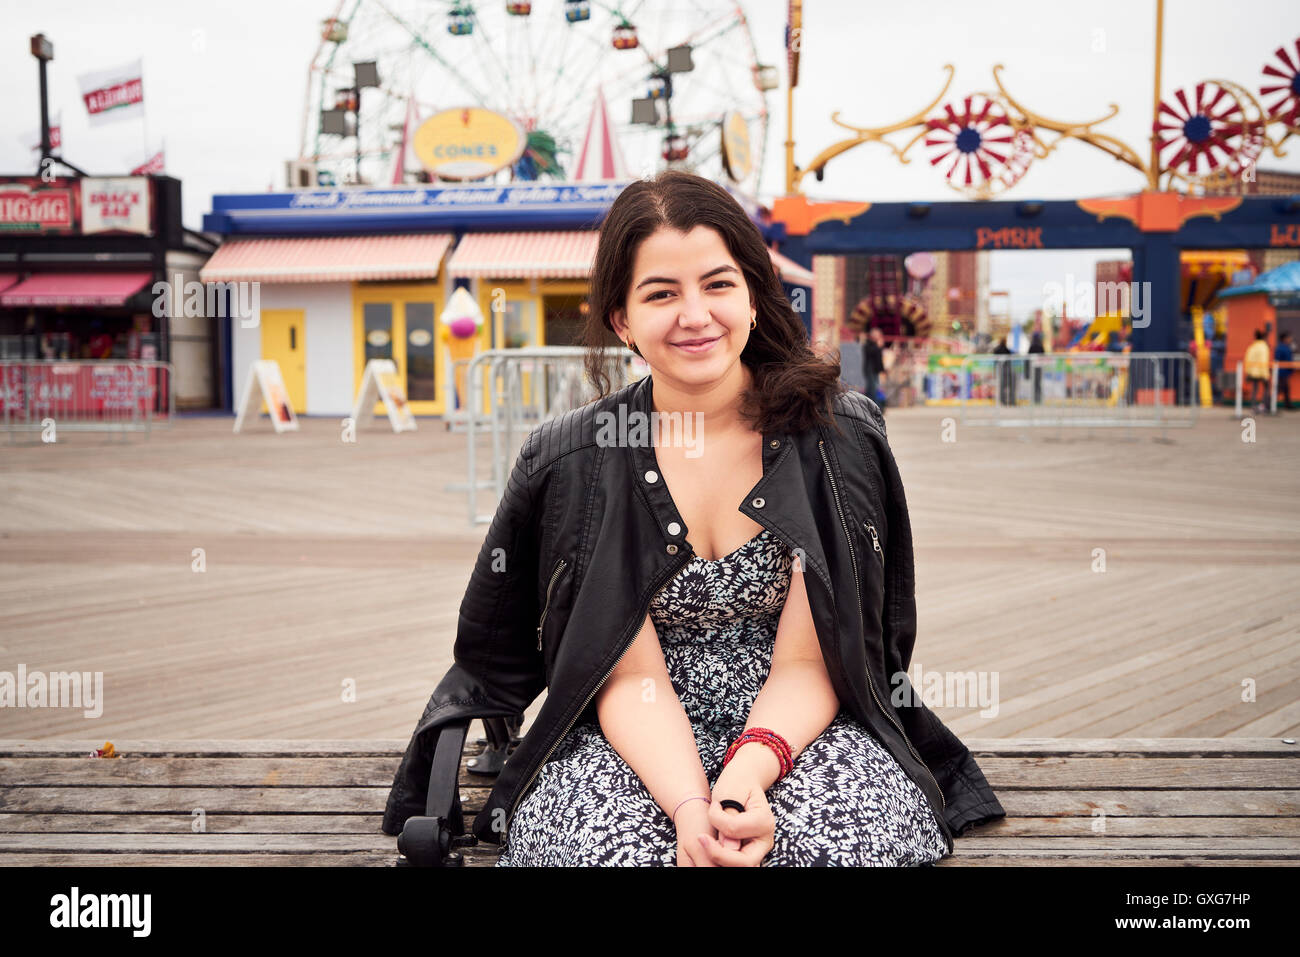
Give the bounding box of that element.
[1275,332,1294,411]
[1243,330,1272,414]
[1210,331,1226,403]
[860,326,886,409]
[992,335,1013,405]
[1027,330,1044,404]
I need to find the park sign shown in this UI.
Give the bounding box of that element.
[412,107,527,180]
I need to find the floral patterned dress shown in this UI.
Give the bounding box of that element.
[495,526,950,866]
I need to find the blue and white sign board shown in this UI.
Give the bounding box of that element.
[205,181,634,235]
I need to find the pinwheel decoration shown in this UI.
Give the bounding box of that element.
[1260,39,1300,130]
[923,94,1019,191]
[1153,81,1263,184]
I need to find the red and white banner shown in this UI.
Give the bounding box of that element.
[22,113,63,153]
[130,150,165,175]
[0,363,165,420]
[77,58,144,126]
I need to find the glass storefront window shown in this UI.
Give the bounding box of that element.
[364,302,394,363]
[405,302,436,401]
[503,298,536,349]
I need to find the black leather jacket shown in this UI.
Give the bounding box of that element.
[382,373,1006,856]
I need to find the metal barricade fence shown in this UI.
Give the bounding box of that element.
[1,360,173,439]
[941,352,1198,429]
[452,347,643,525]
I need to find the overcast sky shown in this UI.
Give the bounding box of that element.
[4,0,1298,321]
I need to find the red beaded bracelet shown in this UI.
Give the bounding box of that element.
[724,727,793,780]
[733,728,790,780]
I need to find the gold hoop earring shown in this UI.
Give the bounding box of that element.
[750,315,756,330]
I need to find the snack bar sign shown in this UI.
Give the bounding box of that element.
[82,177,152,235]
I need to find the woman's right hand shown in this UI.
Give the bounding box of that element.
[674,800,726,866]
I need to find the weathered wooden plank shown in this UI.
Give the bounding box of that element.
[943,846,1300,860]
[0,834,399,852]
[959,739,1300,756]
[953,816,1300,837]
[3,737,1294,757]
[937,857,1296,867]
[953,837,1300,852]
[0,852,405,867]
[976,757,1300,788]
[0,786,413,813]
[0,740,414,756]
[6,755,1297,790]
[5,814,1297,838]
[6,786,1297,818]
[991,789,1300,816]
[0,814,385,834]
[0,757,405,786]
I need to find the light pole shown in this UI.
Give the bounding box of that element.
[30,33,88,178]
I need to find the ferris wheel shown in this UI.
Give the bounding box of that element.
[300,0,773,192]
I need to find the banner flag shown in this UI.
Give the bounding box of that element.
[78,58,144,126]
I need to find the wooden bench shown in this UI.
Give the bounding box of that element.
[2,737,1297,866]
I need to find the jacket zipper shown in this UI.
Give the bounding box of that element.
[864,522,883,562]
[505,549,692,838]
[536,558,568,652]
[817,440,947,821]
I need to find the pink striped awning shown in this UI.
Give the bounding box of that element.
[769,248,814,286]
[446,231,599,279]
[0,271,153,307]
[0,274,19,295]
[199,233,454,283]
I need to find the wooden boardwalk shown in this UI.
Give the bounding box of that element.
[1,408,1297,747]
[2,737,1296,866]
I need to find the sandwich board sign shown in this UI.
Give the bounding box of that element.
[351,359,417,433]
[233,359,299,433]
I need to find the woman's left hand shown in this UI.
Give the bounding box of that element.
[696,778,775,867]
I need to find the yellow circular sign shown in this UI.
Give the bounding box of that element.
[366,329,391,348]
[721,111,752,182]
[412,107,527,180]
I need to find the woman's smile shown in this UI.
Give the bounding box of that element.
[671,334,722,354]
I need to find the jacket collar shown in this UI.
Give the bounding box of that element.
[623,372,832,582]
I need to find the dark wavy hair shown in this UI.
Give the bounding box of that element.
[581,169,845,435]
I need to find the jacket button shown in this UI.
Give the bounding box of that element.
[769,439,780,448]
[666,544,678,555]
[667,521,681,535]
[644,470,658,483]
[752,497,765,508]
